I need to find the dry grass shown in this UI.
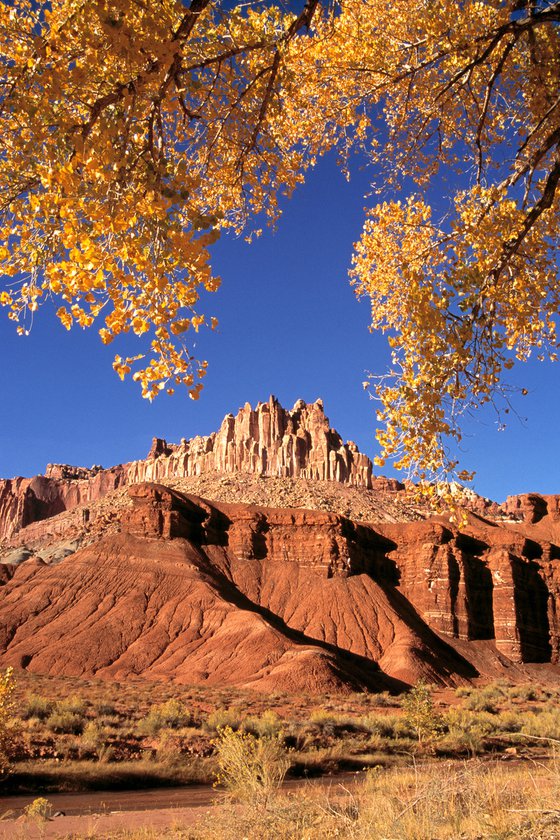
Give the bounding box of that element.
[59,759,560,839]
[5,671,560,797]
[213,727,290,806]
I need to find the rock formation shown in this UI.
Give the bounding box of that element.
[0,482,559,691]
[1,396,559,692]
[0,397,374,540]
[0,484,478,690]
[0,467,126,540]
[127,396,373,487]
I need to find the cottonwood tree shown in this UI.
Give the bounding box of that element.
[0,0,558,489]
[0,668,18,778]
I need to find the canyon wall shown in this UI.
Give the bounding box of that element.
[1,482,559,691]
[0,467,126,540]
[126,484,560,670]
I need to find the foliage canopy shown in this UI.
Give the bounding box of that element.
[0,0,558,485]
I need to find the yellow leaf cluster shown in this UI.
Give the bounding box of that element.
[0,0,558,487]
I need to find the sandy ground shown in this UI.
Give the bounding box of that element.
[0,802,210,838]
[0,774,361,839]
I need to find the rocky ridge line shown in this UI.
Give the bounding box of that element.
[0,396,379,540]
[0,395,547,545]
[127,395,374,486]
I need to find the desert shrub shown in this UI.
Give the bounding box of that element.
[160,698,190,727]
[439,708,494,755]
[79,720,115,762]
[214,726,290,806]
[47,710,85,735]
[520,708,560,742]
[97,744,116,763]
[244,710,283,738]
[81,720,111,758]
[507,684,540,702]
[363,713,401,739]
[139,698,191,736]
[401,682,444,743]
[58,695,88,716]
[139,712,165,737]
[462,685,504,714]
[435,729,485,756]
[205,706,243,733]
[309,709,337,727]
[494,711,523,733]
[54,734,81,761]
[308,710,365,735]
[22,693,54,721]
[392,718,417,740]
[445,708,498,744]
[24,797,53,825]
[362,714,393,738]
[283,725,316,753]
[455,686,473,698]
[156,729,184,765]
[369,692,400,707]
[95,700,118,717]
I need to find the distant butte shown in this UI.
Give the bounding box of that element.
[0,396,559,692]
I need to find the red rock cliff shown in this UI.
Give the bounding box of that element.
[0,467,126,540]
[1,483,559,691]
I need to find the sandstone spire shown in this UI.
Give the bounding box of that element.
[126,396,373,488]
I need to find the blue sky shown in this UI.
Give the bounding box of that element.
[1,153,558,503]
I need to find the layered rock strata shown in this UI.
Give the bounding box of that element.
[0,484,477,689]
[376,516,560,665]
[0,483,559,692]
